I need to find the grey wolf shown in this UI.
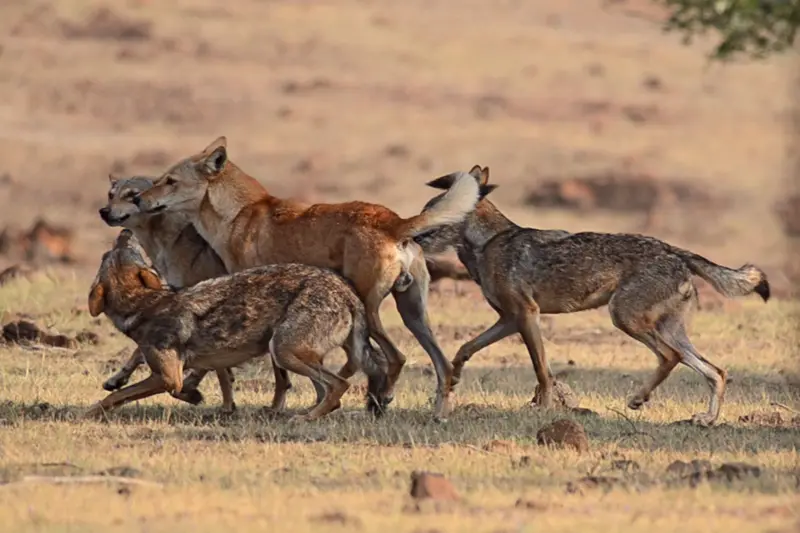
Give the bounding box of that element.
[99,175,318,412]
[132,136,487,420]
[414,166,770,426]
[85,229,390,420]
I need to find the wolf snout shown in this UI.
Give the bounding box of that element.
[98,207,110,222]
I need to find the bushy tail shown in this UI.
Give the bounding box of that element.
[393,171,481,241]
[673,248,770,302]
[349,313,391,416]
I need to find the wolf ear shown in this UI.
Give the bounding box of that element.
[426,173,457,190]
[138,268,163,290]
[198,136,228,177]
[200,146,227,176]
[108,173,121,184]
[468,165,490,185]
[88,283,105,317]
[203,136,227,154]
[478,184,498,200]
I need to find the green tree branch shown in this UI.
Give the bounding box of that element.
[656,0,800,60]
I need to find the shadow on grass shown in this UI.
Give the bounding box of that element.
[418,363,799,404]
[1,393,797,456]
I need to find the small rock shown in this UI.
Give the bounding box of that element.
[666,459,713,477]
[409,471,460,501]
[311,511,362,527]
[75,331,100,345]
[0,264,35,286]
[570,407,599,417]
[483,439,514,453]
[537,419,589,453]
[611,459,641,473]
[384,144,410,158]
[514,498,547,511]
[714,462,761,481]
[642,75,663,91]
[97,466,142,478]
[738,411,787,426]
[566,475,622,493]
[533,380,579,409]
[512,456,532,469]
[42,334,78,349]
[3,320,44,343]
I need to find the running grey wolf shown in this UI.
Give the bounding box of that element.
[414,166,770,426]
[85,229,390,420]
[98,175,318,411]
[132,136,487,420]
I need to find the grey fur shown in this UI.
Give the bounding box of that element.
[415,168,770,427]
[86,230,391,420]
[99,176,319,408]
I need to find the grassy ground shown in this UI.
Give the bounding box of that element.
[0,0,797,531]
[0,273,797,533]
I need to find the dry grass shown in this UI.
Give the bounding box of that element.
[0,273,798,532]
[0,0,797,530]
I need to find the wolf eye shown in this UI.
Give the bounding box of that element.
[107,192,113,200]
[124,190,139,199]
[165,177,177,186]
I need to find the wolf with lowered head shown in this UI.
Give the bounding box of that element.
[99,174,319,412]
[85,229,390,420]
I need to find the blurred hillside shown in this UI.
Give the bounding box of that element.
[0,0,794,292]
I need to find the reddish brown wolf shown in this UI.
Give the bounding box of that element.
[134,137,488,419]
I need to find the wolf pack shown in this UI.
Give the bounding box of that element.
[87,136,770,427]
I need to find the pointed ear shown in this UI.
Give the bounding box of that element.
[478,184,498,200]
[202,136,227,154]
[479,166,490,185]
[88,283,105,317]
[468,165,489,185]
[426,173,457,190]
[138,268,163,290]
[108,173,121,184]
[199,145,227,176]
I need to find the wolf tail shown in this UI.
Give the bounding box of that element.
[393,171,482,241]
[349,311,391,416]
[672,248,770,302]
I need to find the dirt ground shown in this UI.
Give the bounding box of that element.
[0,1,797,532]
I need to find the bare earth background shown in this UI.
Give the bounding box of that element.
[0,1,797,532]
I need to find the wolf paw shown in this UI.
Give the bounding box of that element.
[102,376,128,391]
[689,413,717,427]
[626,394,650,411]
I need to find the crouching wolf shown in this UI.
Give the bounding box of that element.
[132,136,488,420]
[416,166,770,427]
[99,174,234,409]
[85,229,390,420]
[99,175,319,412]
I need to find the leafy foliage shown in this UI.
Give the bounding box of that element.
[657,0,800,60]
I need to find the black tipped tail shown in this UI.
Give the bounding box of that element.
[753,278,770,302]
[673,248,771,302]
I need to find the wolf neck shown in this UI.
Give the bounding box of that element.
[128,215,190,276]
[462,200,518,250]
[106,287,167,338]
[195,162,271,269]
